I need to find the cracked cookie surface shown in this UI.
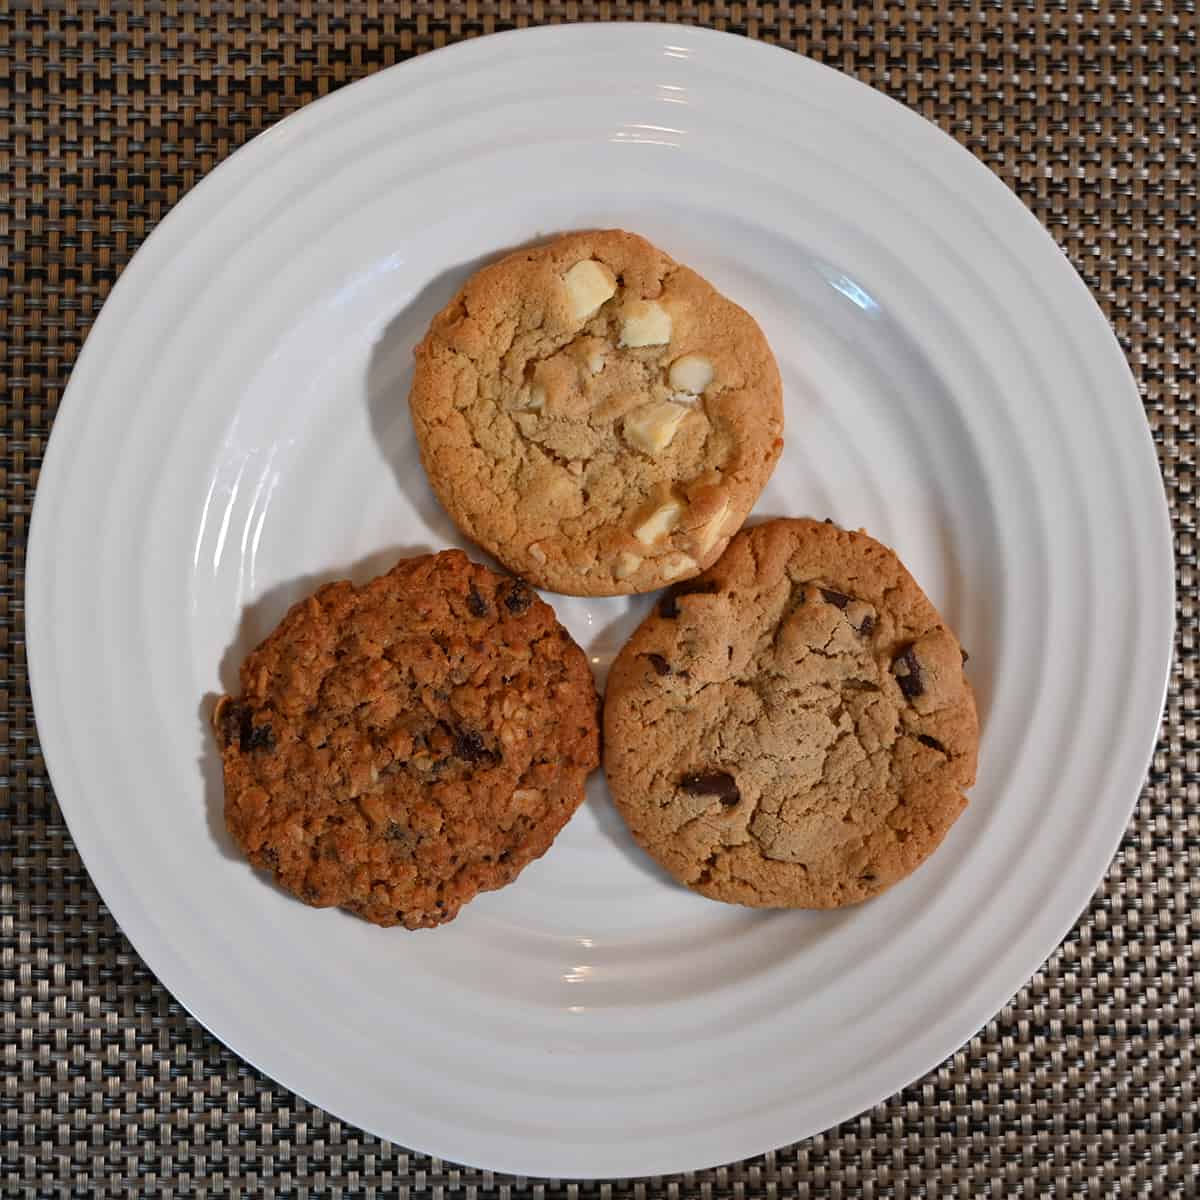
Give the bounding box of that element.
[212,550,600,929]
[410,230,784,596]
[603,518,978,908]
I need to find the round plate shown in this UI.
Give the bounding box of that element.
[26,25,1173,1180]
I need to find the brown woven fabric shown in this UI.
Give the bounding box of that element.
[2,3,1195,1196]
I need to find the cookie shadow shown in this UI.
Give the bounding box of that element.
[200,543,437,861]
[198,693,244,862]
[587,594,658,692]
[363,236,559,565]
[578,598,696,893]
[582,774,692,893]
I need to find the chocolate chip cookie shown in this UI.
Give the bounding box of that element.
[410,230,784,596]
[603,518,978,908]
[212,550,600,929]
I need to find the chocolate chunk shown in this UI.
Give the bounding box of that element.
[917,734,946,752]
[961,647,970,664]
[504,582,532,614]
[680,771,740,805]
[243,722,276,753]
[893,645,925,700]
[845,679,881,692]
[646,653,671,676]
[819,587,850,609]
[858,614,876,637]
[466,586,488,617]
[453,727,489,763]
[659,579,718,619]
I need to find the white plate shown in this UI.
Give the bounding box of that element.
[26,25,1173,1180]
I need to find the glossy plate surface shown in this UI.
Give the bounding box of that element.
[26,25,1173,1179]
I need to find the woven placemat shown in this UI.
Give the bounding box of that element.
[2,3,1195,1196]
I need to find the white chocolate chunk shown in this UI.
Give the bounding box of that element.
[634,499,684,546]
[512,383,545,412]
[623,400,689,455]
[539,475,578,508]
[660,553,698,580]
[620,299,672,347]
[693,499,731,557]
[528,541,548,564]
[668,353,714,394]
[614,551,643,580]
[564,260,617,321]
[587,347,606,374]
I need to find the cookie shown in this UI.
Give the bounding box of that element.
[212,550,600,929]
[603,518,978,908]
[410,230,784,596]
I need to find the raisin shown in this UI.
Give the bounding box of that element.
[858,614,876,637]
[893,645,925,700]
[917,734,946,752]
[217,699,275,753]
[646,653,671,676]
[961,647,970,664]
[504,582,532,614]
[680,771,740,805]
[243,722,276,753]
[453,728,489,763]
[466,586,489,617]
[215,700,248,749]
